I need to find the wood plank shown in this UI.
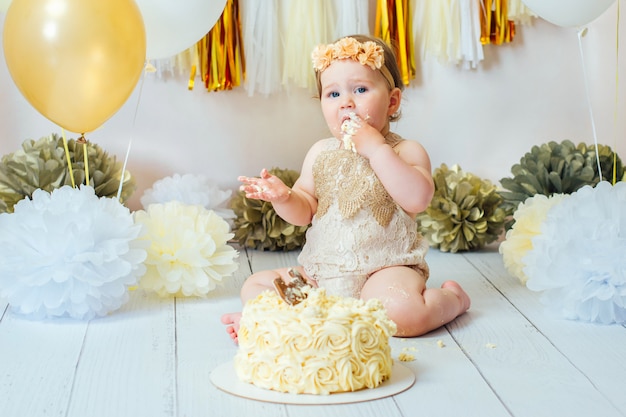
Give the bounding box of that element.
[463,247,626,414]
[0,312,87,417]
[285,400,404,417]
[63,290,177,417]
[433,248,623,417]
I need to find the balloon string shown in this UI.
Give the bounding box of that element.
[61,129,76,188]
[117,62,148,200]
[82,141,89,186]
[577,27,603,182]
[612,0,620,185]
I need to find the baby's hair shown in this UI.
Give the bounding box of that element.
[313,34,404,122]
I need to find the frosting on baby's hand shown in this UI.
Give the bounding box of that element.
[340,112,361,152]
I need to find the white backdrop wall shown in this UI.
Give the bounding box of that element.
[1,4,625,210]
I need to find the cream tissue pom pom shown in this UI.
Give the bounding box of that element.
[524,181,626,324]
[140,173,235,223]
[499,193,567,284]
[134,201,239,297]
[0,186,147,320]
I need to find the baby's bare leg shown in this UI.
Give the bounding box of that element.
[221,266,310,342]
[360,266,470,337]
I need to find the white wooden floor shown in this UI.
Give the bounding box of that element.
[1,244,625,417]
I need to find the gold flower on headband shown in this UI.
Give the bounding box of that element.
[312,37,385,72]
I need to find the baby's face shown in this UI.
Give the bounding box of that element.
[319,59,396,139]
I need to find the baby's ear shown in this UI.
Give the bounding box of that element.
[388,88,402,115]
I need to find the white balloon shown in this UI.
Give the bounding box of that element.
[0,0,12,13]
[522,0,616,27]
[135,0,227,60]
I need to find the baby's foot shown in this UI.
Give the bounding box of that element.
[221,312,242,344]
[441,281,471,315]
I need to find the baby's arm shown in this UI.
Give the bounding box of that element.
[367,139,434,216]
[238,140,323,226]
[271,141,322,225]
[346,121,433,215]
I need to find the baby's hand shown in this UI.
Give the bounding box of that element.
[238,169,292,203]
[340,112,360,152]
[341,115,385,159]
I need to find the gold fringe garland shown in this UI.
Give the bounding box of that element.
[199,0,245,92]
[480,0,515,45]
[375,0,415,86]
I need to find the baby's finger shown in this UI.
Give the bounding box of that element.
[240,183,269,195]
[260,168,272,179]
[238,175,254,184]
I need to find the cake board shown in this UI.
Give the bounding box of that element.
[210,361,415,405]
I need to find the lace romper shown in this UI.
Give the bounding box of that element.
[297,132,429,298]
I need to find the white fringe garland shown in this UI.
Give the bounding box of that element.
[242,0,281,97]
[281,0,335,91]
[335,0,370,38]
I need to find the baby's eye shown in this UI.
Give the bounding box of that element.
[328,91,340,98]
[355,86,367,94]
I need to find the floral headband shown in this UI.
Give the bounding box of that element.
[311,37,395,88]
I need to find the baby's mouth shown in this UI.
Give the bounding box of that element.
[341,112,358,124]
[341,113,361,137]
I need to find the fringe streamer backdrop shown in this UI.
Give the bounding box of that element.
[150,0,536,93]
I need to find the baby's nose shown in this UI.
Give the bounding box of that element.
[340,95,355,109]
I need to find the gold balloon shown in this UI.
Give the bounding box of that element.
[3,0,146,134]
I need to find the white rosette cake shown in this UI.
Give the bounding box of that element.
[234,287,397,395]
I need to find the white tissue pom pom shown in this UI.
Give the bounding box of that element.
[0,186,147,320]
[134,201,239,297]
[499,193,567,284]
[524,182,626,324]
[140,173,235,221]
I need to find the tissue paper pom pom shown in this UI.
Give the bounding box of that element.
[416,164,506,253]
[0,133,136,213]
[0,186,146,320]
[499,194,567,284]
[230,167,309,251]
[140,173,235,222]
[524,181,626,324]
[134,201,239,297]
[499,140,624,218]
